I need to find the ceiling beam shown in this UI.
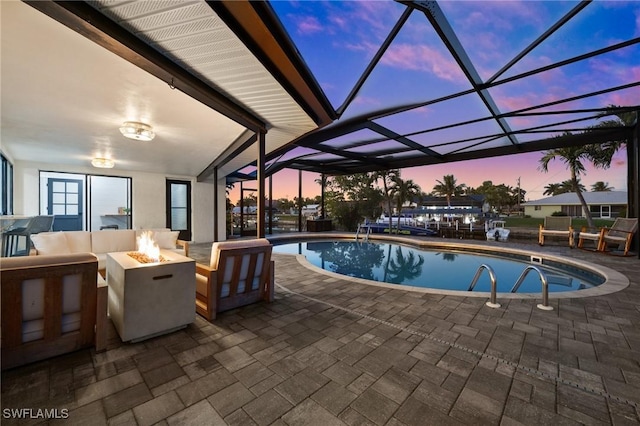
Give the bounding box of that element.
[209,1,335,127]
[198,130,257,182]
[408,1,519,147]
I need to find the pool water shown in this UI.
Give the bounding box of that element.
[273,241,604,293]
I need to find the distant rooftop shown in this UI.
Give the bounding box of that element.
[524,191,627,206]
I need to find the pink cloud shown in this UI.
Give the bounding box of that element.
[381,44,465,82]
[604,87,640,106]
[294,15,323,35]
[353,96,383,108]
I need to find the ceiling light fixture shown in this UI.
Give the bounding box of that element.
[91,157,115,168]
[119,121,155,141]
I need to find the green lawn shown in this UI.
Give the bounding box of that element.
[502,217,615,229]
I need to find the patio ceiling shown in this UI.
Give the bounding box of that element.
[1,0,332,181]
[234,0,639,178]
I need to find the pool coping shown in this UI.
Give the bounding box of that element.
[268,232,629,300]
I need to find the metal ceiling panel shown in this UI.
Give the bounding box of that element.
[91,0,317,180]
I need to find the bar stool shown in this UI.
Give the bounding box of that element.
[2,215,54,256]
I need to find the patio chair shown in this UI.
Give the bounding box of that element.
[538,216,574,247]
[1,253,107,369]
[598,217,638,256]
[195,238,274,321]
[577,226,605,251]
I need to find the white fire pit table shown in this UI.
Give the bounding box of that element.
[107,250,195,342]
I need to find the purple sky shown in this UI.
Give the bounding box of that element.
[228,1,637,204]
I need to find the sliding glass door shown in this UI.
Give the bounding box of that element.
[40,172,131,231]
[89,176,132,230]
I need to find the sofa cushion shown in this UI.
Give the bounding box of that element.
[152,231,180,249]
[91,230,136,254]
[209,239,270,269]
[63,231,92,253]
[30,232,70,255]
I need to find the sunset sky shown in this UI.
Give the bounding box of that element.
[230,149,627,204]
[231,0,635,204]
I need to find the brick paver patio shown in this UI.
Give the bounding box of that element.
[2,236,639,425]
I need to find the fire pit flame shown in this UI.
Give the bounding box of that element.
[128,231,165,263]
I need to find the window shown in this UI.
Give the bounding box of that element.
[1,154,13,215]
[534,206,541,211]
[166,180,192,241]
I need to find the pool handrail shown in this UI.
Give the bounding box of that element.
[468,264,500,308]
[510,265,552,310]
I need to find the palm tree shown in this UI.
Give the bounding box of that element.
[390,176,421,231]
[591,181,614,192]
[432,175,466,222]
[543,183,563,196]
[373,169,399,233]
[539,143,618,229]
[560,179,585,193]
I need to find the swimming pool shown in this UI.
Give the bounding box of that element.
[271,237,627,297]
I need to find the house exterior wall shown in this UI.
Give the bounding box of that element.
[524,205,562,218]
[13,160,216,243]
[525,203,625,219]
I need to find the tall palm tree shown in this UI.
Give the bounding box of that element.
[373,169,399,233]
[432,175,465,222]
[591,181,614,192]
[390,176,421,231]
[539,143,617,229]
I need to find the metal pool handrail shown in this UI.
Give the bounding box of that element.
[468,264,500,308]
[510,265,553,311]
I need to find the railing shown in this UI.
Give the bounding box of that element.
[468,264,500,308]
[355,224,371,241]
[467,263,554,311]
[510,265,553,311]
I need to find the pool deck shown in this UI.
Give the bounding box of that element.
[2,234,639,425]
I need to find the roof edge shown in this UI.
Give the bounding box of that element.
[208,1,336,127]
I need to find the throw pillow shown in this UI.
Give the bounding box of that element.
[153,231,179,249]
[30,232,71,255]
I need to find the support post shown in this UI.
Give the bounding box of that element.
[298,170,303,232]
[268,175,273,235]
[214,167,219,242]
[321,173,326,219]
[239,181,244,237]
[257,131,266,238]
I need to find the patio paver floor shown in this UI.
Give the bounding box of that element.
[2,237,639,425]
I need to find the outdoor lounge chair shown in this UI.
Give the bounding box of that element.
[538,216,574,247]
[195,238,274,321]
[598,217,638,256]
[577,226,605,251]
[1,253,107,370]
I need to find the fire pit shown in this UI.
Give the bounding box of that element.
[107,233,195,342]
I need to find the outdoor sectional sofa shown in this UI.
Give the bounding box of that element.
[30,228,189,274]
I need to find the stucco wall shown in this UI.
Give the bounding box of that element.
[12,160,216,243]
[524,205,563,219]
